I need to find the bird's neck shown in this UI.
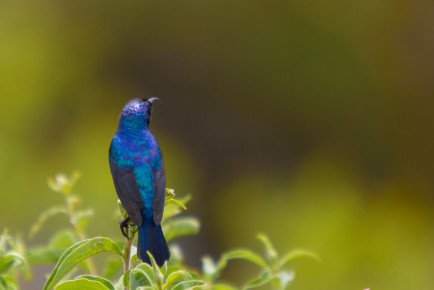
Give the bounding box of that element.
[118,117,149,135]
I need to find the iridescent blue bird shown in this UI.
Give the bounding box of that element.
[109,98,170,266]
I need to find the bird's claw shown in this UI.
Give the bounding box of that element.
[120,217,131,239]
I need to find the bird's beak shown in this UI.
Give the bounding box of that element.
[148,97,160,104]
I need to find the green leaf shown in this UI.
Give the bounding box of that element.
[278,249,319,269]
[55,277,111,290]
[135,263,154,286]
[243,271,272,289]
[165,189,190,211]
[162,206,183,221]
[48,231,77,249]
[26,247,61,264]
[130,245,139,267]
[43,237,123,289]
[223,249,267,268]
[114,273,125,290]
[171,280,206,290]
[28,206,68,239]
[163,217,200,242]
[256,234,277,264]
[0,275,9,289]
[75,276,115,290]
[123,270,131,288]
[165,188,176,200]
[175,194,192,206]
[214,254,230,281]
[0,259,15,275]
[0,251,27,274]
[164,270,192,289]
[166,199,187,210]
[130,269,151,289]
[147,252,164,289]
[44,240,88,289]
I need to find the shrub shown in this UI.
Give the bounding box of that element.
[0,172,317,289]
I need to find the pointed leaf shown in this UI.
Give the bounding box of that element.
[175,194,192,206]
[130,269,151,289]
[114,274,125,290]
[164,270,192,289]
[162,207,183,221]
[75,275,115,290]
[243,270,272,289]
[55,277,110,290]
[166,199,187,210]
[164,189,191,220]
[136,263,154,286]
[165,188,176,201]
[163,217,200,242]
[0,259,14,275]
[256,234,277,264]
[123,270,131,288]
[48,231,77,249]
[26,247,63,264]
[213,254,230,280]
[147,252,164,289]
[130,245,140,267]
[223,249,267,268]
[278,249,319,269]
[0,276,8,289]
[43,237,123,289]
[171,280,206,290]
[0,251,27,274]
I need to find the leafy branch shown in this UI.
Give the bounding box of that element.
[0,172,318,290]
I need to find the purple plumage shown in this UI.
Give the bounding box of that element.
[109,98,170,266]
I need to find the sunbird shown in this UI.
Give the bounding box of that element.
[109,98,170,266]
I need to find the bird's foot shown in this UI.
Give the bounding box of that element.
[120,217,131,239]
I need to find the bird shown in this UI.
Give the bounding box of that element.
[108,97,170,267]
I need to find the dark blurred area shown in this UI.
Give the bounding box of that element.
[1,0,433,289]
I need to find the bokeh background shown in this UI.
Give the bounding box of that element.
[1,1,433,289]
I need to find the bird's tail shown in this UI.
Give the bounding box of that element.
[137,215,170,267]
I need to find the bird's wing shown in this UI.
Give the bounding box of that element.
[109,159,144,227]
[152,161,166,225]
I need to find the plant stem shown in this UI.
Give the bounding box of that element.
[123,230,135,273]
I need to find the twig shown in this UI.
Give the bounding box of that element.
[123,228,135,273]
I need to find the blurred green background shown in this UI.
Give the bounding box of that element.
[1,0,433,289]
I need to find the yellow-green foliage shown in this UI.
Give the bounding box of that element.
[1,173,315,290]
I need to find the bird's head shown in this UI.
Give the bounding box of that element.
[119,97,160,130]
